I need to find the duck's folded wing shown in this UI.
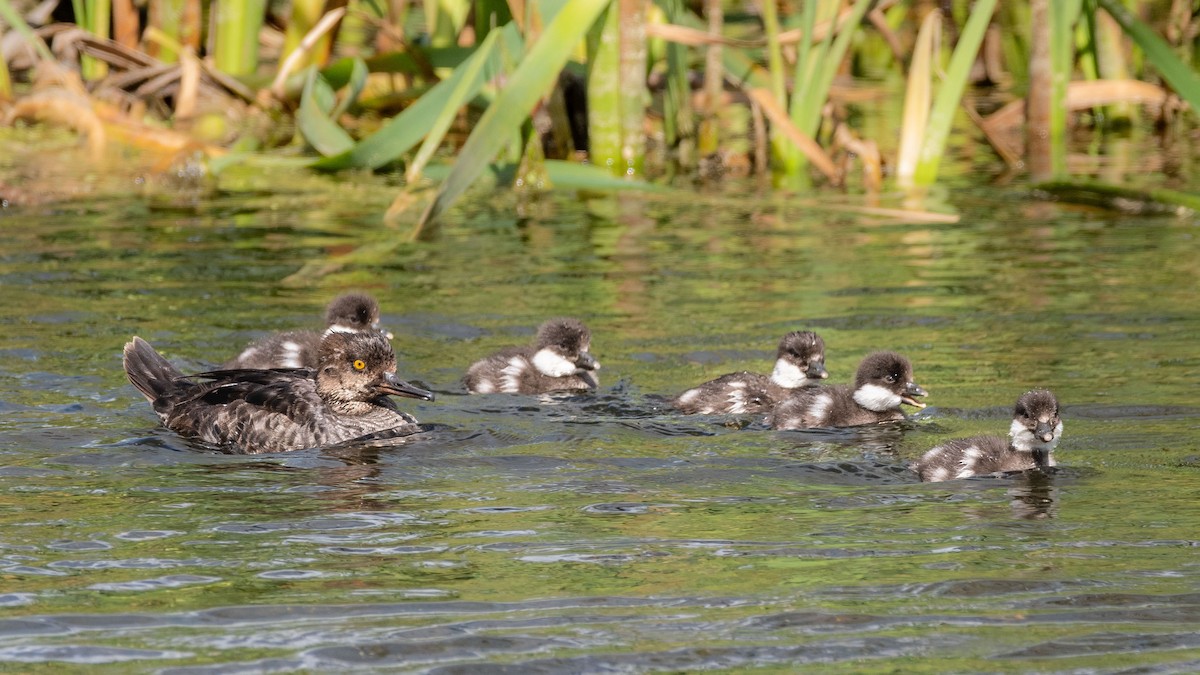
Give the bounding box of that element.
[179,369,322,420]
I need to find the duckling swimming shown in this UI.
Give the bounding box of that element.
[464,318,599,394]
[223,293,392,370]
[768,351,927,429]
[914,389,1062,482]
[673,331,828,415]
[125,331,433,454]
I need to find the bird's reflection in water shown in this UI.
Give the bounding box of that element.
[1006,469,1059,520]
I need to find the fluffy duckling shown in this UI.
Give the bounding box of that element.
[673,331,828,415]
[223,293,392,370]
[464,318,600,394]
[768,351,926,429]
[914,389,1062,482]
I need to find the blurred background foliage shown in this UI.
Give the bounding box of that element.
[0,0,1197,224]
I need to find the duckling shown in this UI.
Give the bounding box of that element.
[223,293,392,370]
[125,331,433,454]
[768,351,927,429]
[914,389,1062,482]
[464,318,600,394]
[673,331,828,415]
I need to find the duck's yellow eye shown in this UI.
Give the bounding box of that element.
[353,359,366,371]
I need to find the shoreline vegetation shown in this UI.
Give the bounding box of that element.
[1,0,1198,227]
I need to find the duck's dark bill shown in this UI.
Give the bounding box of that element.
[378,373,435,401]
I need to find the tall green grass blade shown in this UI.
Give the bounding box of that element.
[283,0,326,71]
[298,68,355,156]
[1049,0,1082,176]
[330,57,368,119]
[760,0,798,174]
[616,1,647,177]
[406,26,504,182]
[214,0,267,76]
[73,0,111,79]
[1097,0,1200,113]
[911,0,998,187]
[0,27,10,100]
[587,5,622,175]
[311,23,523,171]
[896,9,940,188]
[475,0,512,40]
[416,0,611,229]
[147,0,187,63]
[658,0,694,162]
[790,0,838,133]
[795,0,873,138]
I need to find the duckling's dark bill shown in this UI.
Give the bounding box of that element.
[902,382,928,409]
[378,373,435,401]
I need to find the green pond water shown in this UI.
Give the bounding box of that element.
[1,136,1200,672]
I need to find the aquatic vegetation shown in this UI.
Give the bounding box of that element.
[0,0,1197,220]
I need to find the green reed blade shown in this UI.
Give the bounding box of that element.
[311,23,523,171]
[298,68,355,156]
[587,6,621,175]
[1049,0,1082,177]
[795,0,873,138]
[896,9,940,188]
[214,0,267,76]
[413,0,611,229]
[406,26,504,182]
[330,57,368,119]
[1097,0,1200,113]
[912,0,998,187]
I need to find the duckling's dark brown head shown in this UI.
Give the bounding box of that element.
[325,293,390,338]
[1011,389,1062,451]
[772,330,827,386]
[852,351,927,412]
[532,318,599,376]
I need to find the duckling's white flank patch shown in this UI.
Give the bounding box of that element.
[280,341,303,368]
[806,394,833,425]
[531,348,578,378]
[770,359,807,388]
[500,356,529,393]
[725,381,747,414]
[853,384,901,412]
[956,445,983,478]
[325,324,357,335]
[677,388,700,405]
[474,379,495,394]
[930,466,950,481]
[1010,419,1062,454]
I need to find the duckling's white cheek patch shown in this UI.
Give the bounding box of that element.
[1009,420,1041,452]
[770,359,807,388]
[531,349,577,378]
[853,384,901,412]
